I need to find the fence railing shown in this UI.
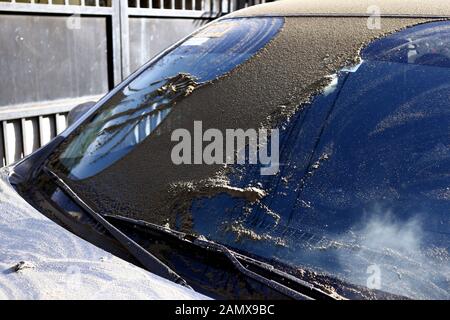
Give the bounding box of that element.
[0,95,102,166]
[0,0,270,166]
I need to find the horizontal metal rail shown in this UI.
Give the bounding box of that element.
[0,95,103,122]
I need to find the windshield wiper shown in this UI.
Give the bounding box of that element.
[103,215,343,301]
[45,168,341,300]
[45,168,192,289]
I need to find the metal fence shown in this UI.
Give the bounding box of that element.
[0,0,269,166]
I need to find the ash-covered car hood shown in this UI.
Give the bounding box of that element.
[0,168,207,300]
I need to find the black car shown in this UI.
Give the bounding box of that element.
[6,0,450,300]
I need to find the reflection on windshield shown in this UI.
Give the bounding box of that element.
[58,74,198,179]
[54,17,283,180]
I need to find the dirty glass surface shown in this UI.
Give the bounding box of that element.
[48,20,450,299]
[188,21,450,299]
[53,17,283,180]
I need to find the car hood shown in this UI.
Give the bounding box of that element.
[0,167,207,300]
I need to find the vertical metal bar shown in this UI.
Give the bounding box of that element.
[38,115,56,147]
[2,120,22,165]
[120,0,130,79]
[55,113,64,135]
[203,0,211,12]
[21,118,28,157]
[38,116,45,148]
[0,121,6,167]
[2,121,10,166]
[111,0,123,85]
[16,120,23,164]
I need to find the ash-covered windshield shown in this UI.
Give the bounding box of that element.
[48,18,449,299]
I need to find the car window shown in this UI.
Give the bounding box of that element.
[54,17,283,180]
[188,21,450,299]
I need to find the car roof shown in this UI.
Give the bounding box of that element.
[228,0,450,18]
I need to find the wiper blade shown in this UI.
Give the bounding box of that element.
[105,215,344,301]
[45,168,192,289]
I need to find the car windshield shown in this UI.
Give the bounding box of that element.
[48,20,450,299]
